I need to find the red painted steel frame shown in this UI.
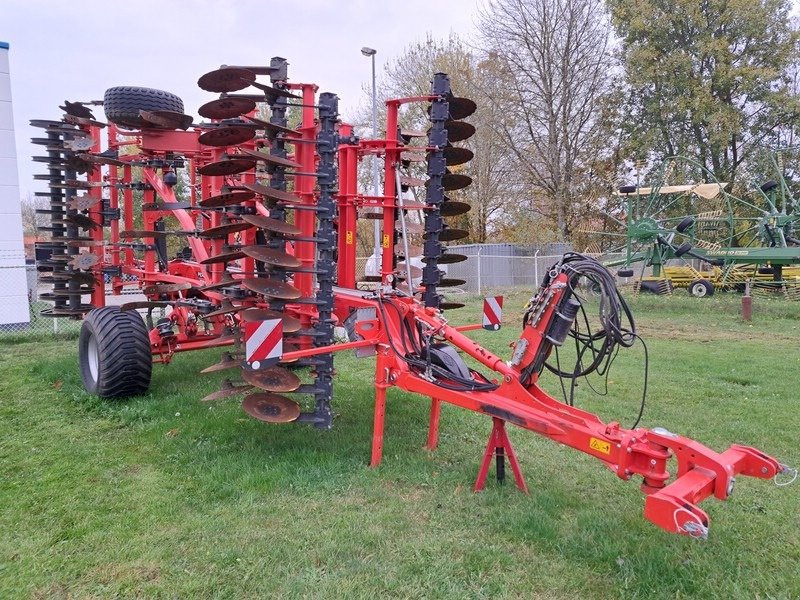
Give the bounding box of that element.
[331,283,786,538]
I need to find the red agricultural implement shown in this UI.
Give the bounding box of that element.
[30,59,795,539]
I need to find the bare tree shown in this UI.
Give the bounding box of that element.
[20,193,49,237]
[478,0,616,241]
[353,34,523,243]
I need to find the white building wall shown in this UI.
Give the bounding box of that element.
[0,42,31,327]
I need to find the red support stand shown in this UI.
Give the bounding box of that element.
[425,398,441,450]
[474,417,529,493]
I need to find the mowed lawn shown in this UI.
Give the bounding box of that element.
[1,291,798,599]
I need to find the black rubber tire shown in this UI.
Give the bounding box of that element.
[619,185,637,194]
[674,242,693,257]
[688,279,714,298]
[79,307,152,398]
[103,86,184,129]
[617,268,634,278]
[760,180,778,193]
[757,266,774,275]
[676,216,694,233]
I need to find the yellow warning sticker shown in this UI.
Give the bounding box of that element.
[382,234,391,248]
[589,437,611,455]
[346,231,353,245]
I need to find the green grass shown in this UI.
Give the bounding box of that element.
[1,291,799,599]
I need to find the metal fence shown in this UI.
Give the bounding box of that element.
[0,265,146,338]
[3,254,627,338]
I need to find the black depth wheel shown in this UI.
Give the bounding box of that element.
[103,86,184,129]
[79,307,152,398]
[688,279,714,298]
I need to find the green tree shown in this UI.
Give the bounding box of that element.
[607,0,800,189]
[477,0,618,242]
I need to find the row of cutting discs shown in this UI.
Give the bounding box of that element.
[30,105,105,317]
[193,63,329,425]
[401,90,476,310]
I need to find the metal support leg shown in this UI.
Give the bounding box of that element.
[426,398,441,450]
[474,417,528,493]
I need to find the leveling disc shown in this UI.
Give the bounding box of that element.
[200,352,242,374]
[142,282,193,296]
[443,145,473,166]
[199,190,255,208]
[241,393,300,423]
[201,380,253,402]
[198,221,253,239]
[238,147,302,169]
[242,277,302,300]
[199,249,246,265]
[198,67,255,93]
[197,158,256,177]
[198,96,256,120]
[444,120,476,142]
[442,173,473,191]
[242,182,301,204]
[241,246,302,268]
[240,214,302,236]
[439,200,471,217]
[241,366,301,393]
[199,125,255,147]
[447,96,477,120]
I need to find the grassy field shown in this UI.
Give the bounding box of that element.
[1,291,798,599]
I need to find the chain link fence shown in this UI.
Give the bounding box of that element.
[0,264,145,339]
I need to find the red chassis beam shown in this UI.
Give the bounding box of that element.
[330,287,793,539]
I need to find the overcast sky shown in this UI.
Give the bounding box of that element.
[2,0,482,196]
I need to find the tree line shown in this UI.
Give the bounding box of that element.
[356,0,800,251]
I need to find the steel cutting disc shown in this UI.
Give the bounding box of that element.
[204,302,246,319]
[240,214,302,236]
[199,274,237,291]
[445,120,476,142]
[423,253,468,265]
[199,126,256,147]
[426,228,469,242]
[442,173,473,191]
[439,277,467,287]
[240,308,302,333]
[120,229,169,239]
[142,282,193,295]
[198,96,256,119]
[237,147,302,169]
[242,182,301,204]
[399,175,426,187]
[439,301,466,310]
[242,277,302,300]
[248,80,301,99]
[59,100,94,119]
[198,221,253,239]
[68,195,101,211]
[443,146,474,166]
[241,393,300,423]
[198,67,256,93]
[77,152,126,167]
[201,353,242,374]
[241,366,301,393]
[400,151,426,163]
[400,129,426,141]
[440,200,472,217]
[199,190,255,208]
[197,158,256,177]
[448,97,477,120]
[241,246,302,268]
[244,116,299,137]
[396,263,423,278]
[199,250,246,265]
[68,254,100,269]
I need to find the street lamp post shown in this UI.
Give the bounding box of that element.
[361,46,381,271]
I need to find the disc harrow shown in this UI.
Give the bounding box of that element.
[28,59,794,540]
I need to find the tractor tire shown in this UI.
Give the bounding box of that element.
[103,86,184,129]
[79,306,152,398]
[617,268,634,278]
[676,216,694,233]
[688,279,714,298]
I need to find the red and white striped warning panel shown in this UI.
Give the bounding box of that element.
[482,295,503,331]
[244,319,283,370]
